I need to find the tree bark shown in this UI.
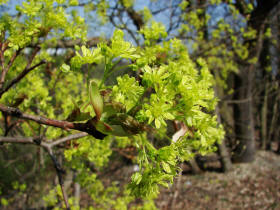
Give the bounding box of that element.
[232,0,279,162]
[261,80,268,150]
[216,108,232,171]
[232,69,256,162]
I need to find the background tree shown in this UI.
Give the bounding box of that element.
[158,0,280,163]
[0,0,279,209]
[0,0,223,209]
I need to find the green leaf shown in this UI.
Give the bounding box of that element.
[132,172,142,185]
[60,64,70,72]
[158,181,169,188]
[162,162,171,173]
[163,112,175,120]
[155,118,161,128]
[89,80,103,120]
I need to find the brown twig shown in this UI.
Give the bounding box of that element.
[49,132,88,147]
[47,149,69,209]
[30,36,103,49]
[0,45,6,80]
[0,48,23,89]
[169,121,186,209]
[170,163,183,210]
[0,104,106,139]
[0,46,42,97]
[0,133,89,209]
[0,60,46,97]
[0,132,88,151]
[4,120,24,136]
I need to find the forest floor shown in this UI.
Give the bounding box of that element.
[154,150,280,210]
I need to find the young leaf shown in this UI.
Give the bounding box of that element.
[66,107,91,122]
[161,162,171,173]
[89,80,103,120]
[60,64,70,72]
[132,172,142,185]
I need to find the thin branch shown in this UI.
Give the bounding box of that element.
[47,149,69,209]
[224,97,252,104]
[49,132,88,147]
[119,1,144,31]
[0,133,88,209]
[4,119,23,136]
[0,136,44,144]
[0,132,88,150]
[109,12,139,45]
[0,45,5,79]
[0,60,46,98]
[30,37,103,49]
[0,104,106,139]
[0,48,22,89]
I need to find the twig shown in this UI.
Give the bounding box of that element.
[47,149,70,209]
[0,136,46,145]
[0,133,88,149]
[170,163,183,210]
[0,104,106,139]
[49,132,88,147]
[0,46,6,83]
[0,46,42,97]
[31,37,103,49]
[224,97,252,104]
[0,133,88,209]
[4,120,24,136]
[169,121,185,209]
[0,48,23,89]
[0,60,46,97]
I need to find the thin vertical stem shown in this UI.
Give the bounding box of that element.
[48,149,70,209]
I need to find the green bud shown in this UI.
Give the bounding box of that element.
[89,80,103,120]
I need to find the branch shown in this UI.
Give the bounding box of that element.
[0,44,6,81]
[224,97,252,104]
[0,132,88,149]
[30,37,103,49]
[48,149,69,209]
[0,60,46,97]
[119,0,144,30]
[0,136,45,145]
[0,47,45,98]
[0,135,80,208]
[0,133,89,209]
[49,132,88,147]
[0,104,106,139]
[0,48,22,89]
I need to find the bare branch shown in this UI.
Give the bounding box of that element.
[0,104,106,139]
[0,136,44,144]
[0,132,86,209]
[30,37,103,49]
[0,60,46,97]
[119,0,144,31]
[49,132,88,147]
[0,132,88,149]
[0,48,23,89]
[0,45,5,78]
[0,47,45,98]
[224,97,252,104]
[0,134,77,208]
[47,149,69,209]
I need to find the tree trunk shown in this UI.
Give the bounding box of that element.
[217,141,232,172]
[232,0,279,162]
[189,158,202,174]
[275,127,280,154]
[232,70,255,162]
[261,76,269,150]
[214,92,232,172]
